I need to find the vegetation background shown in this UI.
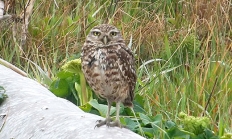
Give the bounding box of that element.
[0,0,231,138]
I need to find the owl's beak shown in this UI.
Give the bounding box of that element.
[102,36,109,45]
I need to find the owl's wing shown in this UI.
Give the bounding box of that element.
[116,45,136,107]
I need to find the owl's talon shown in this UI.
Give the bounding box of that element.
[95,120,102,123]
[106,120,125,128]
[95,119,125,128]
[96,118,113,123]
[95,118,113,128]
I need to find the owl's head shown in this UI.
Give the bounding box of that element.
[86,24,124,46]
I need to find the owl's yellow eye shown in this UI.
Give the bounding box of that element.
[110,32,117,36]
[92,31,101,36]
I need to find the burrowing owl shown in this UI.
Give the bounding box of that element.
[81,24,136,128]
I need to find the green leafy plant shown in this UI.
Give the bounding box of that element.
[49,59,92,106]
[0,86,7,105]
[178,112,211,135]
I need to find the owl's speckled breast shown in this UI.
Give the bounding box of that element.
[81,24,136,107]
[82,46,129,102]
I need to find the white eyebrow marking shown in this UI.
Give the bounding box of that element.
[110,29,119,32]
[91,29,101,32]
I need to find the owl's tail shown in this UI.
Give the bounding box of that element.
[123,97,133,107]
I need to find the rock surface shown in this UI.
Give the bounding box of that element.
[0,65,145,139]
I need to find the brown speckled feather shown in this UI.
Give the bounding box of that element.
[81,24,136,107]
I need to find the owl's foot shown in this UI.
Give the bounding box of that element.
[95,119,125,128]
[106,120,125,128]
[95,118,112,128]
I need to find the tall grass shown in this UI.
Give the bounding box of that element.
[1,0,231,137]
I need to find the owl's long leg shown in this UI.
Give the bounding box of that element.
[95,101,124,128]
[107,102,125,128]
[95,100,113,128]
[115,102,120,121]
